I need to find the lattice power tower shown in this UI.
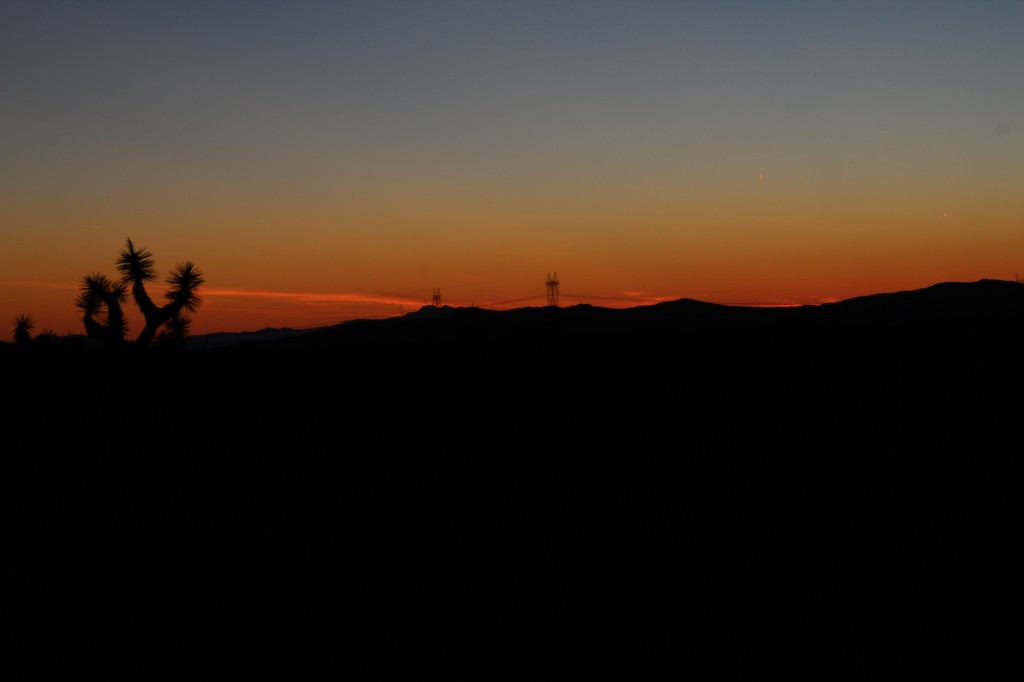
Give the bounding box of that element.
[432,287,442,307]
[546,272,560,307]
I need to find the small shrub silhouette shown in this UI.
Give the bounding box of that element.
[13,313,34,346]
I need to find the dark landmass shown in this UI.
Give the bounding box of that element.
[4,280,1023,679]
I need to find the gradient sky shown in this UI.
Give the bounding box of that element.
[3,0,1022,336]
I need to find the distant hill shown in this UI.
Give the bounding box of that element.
[184,325,317,350]
[204,278,1024,354]
[821,278,1024,321]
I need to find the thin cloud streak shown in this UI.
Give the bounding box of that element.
[202,287,425,308]
[0,280,424,307]
[1,279,679,314]
[0,280,837,309]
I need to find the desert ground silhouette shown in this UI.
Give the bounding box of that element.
[4,278,1023,679]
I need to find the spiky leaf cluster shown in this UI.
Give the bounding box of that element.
[75,274,126,323]
[75,272,129,345]
[116,238,158,283]
[13,313,35,344]
[165,262,204,312]
[13,313,34,333]
[156,311,193,345]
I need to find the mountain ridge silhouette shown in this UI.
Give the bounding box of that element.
[187,278,1023,352]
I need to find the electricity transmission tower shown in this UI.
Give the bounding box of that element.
[432,287,442,307]
[546,272,560,307]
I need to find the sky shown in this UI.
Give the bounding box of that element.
[2,0,1023,336]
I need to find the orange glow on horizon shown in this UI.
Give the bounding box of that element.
[7,274,1016,339]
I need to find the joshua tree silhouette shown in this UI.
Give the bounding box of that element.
[13,313,34,346]
[77,239,204,348]
[116,238,204,346]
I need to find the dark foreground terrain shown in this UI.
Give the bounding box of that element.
[4,280,1024,679]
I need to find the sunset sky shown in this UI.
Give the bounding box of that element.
[3,0,1022,336]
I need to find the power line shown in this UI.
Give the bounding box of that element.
[559,293,665,304]
[487,294,548,307]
